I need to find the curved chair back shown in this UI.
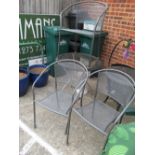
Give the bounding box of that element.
[91,69,135,109]
[60,1,108,31]
[32,59,89,129]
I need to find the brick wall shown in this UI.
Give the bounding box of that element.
[99,0,135,68]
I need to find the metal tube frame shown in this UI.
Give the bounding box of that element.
[32,59,89,145]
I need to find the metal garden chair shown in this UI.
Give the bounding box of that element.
[32,59,88,144]
[71,69,135,142]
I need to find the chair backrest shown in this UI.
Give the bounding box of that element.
[54,59,88,94]
[60,1,108,31]
[32,59,89,104]
[110,64,135,80]
[91,69,135,108]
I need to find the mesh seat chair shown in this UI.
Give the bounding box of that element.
[32,59,88,143]
[72,69,135,139]
[58,1,108,55]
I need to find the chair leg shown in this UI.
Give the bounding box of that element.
[33,101,37,128]
[104,96,109,103]
[65,118,69,135]
[80,85,85,107]
[119,114,124,123]
[116,104,121,111]
[66,109,72,145]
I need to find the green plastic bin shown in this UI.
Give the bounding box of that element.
[80,31,108,57]
[44,26,71,64]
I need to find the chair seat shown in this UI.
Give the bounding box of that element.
[74,100,120,134]
[36,91,72,117]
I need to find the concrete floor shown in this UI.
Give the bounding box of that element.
[19,76,134,155]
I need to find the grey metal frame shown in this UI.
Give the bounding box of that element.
[32,59,89,144]
[58,1,108,56]
[72,68,135,138]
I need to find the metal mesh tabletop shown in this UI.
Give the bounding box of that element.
[57,52,102,72]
